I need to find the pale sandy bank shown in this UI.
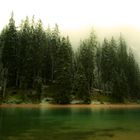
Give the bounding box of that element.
[1,103,140,109]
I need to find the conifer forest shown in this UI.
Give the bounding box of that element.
[0,14,140,104]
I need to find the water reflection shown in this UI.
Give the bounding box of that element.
[0,107,140,140]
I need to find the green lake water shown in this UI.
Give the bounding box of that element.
[0,107,140,140]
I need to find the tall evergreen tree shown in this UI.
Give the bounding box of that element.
[73,32,97,103]
[42,26,52,84]
[19,16,33,89]
[1,13,19,89]
[100,38,111,91]
[50,24,61,82]
[53,37,73,104]
[100,38,118,92]
[31,19,46,86]
[127,50,140,99]
[78,31,97,90]
[112,70,128,102]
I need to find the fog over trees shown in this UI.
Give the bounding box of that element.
[0,14,140,104]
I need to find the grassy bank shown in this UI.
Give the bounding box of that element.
[1,87,140,105]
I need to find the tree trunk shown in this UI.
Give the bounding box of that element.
[16,70,19,87]
[51,56,54,82]
[3,78,7,99]
[2,68,8,99]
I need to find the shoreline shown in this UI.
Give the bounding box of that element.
[1,103,140,109]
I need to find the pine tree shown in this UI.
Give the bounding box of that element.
[0,33,3,103]
[19,16,33,89]
[78,31,97,90]
[112,70,129,102]
[100,38,111,92]
[53,37,73,104]
[1,13,19,89]
[100,37,118,93]
[73,32,97,103]
[73,62,91,104]
[127,50,140,99]
[50,24,61,83]
[42,26,52,84]
[94,44,102,89]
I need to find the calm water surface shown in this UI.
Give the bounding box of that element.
[0,107,140,140]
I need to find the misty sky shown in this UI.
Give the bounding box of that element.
[0,0,140,60]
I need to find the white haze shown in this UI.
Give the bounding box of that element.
[0,0,140,61]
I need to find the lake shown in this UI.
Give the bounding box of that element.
[0,106,140,140]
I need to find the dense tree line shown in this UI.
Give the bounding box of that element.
[0,14,140,104]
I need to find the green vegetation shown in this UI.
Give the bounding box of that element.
[0,13,140,104]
